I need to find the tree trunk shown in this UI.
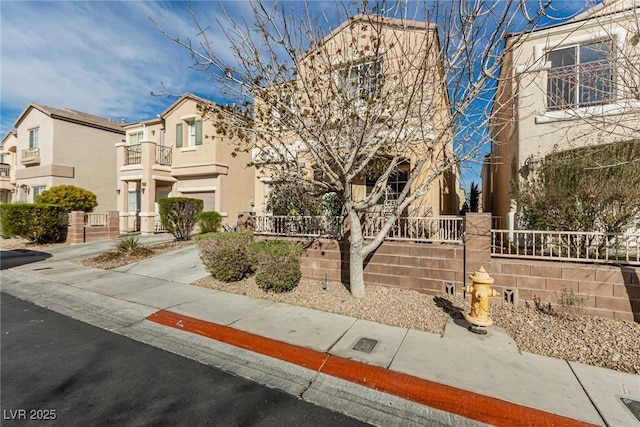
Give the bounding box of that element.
[347,208,366,298]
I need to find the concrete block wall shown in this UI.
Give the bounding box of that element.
[489,258,640,322]
[250,214,639,321]
[298,239,464,296]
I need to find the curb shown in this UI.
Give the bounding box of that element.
[148,310,598,427]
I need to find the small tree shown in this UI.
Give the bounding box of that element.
[267,182,324,216]
[469,181,480,213]
[158,197,204,240]
[36,185,97,212]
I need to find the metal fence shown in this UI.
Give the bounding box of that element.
[492,229,639,265]
[364,215,464,244]
[254,215,343,238]
[253,214,465,243]
[125,144,141,165]
[85,213,108,227]
[156,145,172,166]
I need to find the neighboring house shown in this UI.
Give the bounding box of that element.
[484,0,640,227]
[252,15,459,217]
[4,103,124,210]
[0,131,17,204]
[116,93,255,234]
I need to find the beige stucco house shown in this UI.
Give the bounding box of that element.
[0,131,18,204]
[116,93,255,234]
[484,0,640,227]
[252,15,459,217]
[4,104,123,210]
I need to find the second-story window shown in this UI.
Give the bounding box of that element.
[177,120,202,148]
[337,60,382,101]
[129,131,143,145]
[547,40,616,111]
[29,128,39,149]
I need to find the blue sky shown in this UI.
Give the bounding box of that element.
[0,0,591,188]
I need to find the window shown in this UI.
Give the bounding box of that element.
[32,186,46,201]
[269,94,296,128]
[189,122,196,146]
[547,40,616,110]
[129,131,143,145]
[128,190,140,213]
[29,128,39,149]
[178,120,202,148]
[366,169,408,204]
[337,60,382,100]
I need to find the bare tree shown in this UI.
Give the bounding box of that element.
[152,0,554,298]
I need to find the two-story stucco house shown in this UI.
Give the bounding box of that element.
[0,131,18,204]
[5,104,124,211]
[252,15,459,218]
[484,0,640,227]
[116,93,255,234]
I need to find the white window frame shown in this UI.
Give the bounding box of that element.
[546,39,616,111]
[32,185,46,201]
[336,60,382,101]
[29,128,39,149]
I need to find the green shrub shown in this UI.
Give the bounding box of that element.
[248,240,303,293]
[35,185,98,212]
[158,197,204,241]
[0,204,65,243]
[196,232,253,282]
[116,236,141,252]
[198,211,223,234]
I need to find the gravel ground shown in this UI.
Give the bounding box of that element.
[4,236,638,375]
[193,275,640,375]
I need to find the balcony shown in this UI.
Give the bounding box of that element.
[122,144,172,167]
[0,164,10,178]
[21,148,40,165]
[156,145,172,166]
[125,144,142,165]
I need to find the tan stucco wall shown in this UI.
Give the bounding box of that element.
[14,108,121,210]
[253,18,457,217]
[164,97,254,226]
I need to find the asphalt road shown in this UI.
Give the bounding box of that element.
[1,293,369,427]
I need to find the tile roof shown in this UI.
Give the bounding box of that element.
[14,103,125,134]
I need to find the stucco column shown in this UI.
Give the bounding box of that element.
[464,213,492,285]
[139,139,156,235]
[115,143,129,233]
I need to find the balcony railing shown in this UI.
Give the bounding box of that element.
[155,145,172,166]
[547,58,617,111]
[21,148,40,165]
[85,213,108,227]
[125,144,141,165]
[254,215,343,238]
[364,215,464,244]
[0,164,10,178]
[492,229,639,265]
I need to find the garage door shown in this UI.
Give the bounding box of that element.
[184,191,215,212]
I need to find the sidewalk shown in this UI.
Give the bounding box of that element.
[1,237,638,426]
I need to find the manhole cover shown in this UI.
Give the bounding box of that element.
[353,337,378,353]
[621,398,640,422]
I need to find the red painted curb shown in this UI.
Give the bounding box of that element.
[147,310,597,427]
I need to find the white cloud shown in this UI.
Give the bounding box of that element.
[0,0,242,136]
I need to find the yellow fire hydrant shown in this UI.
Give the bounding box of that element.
[465,266,499,335]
